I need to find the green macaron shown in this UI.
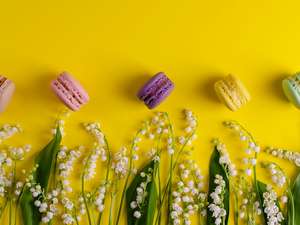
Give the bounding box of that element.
[282,72,300,109]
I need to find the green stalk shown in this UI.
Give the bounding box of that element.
[82,168,93,225]
[154,127,198,225]
[228,121,265,225]
[247,201,250,225]
[109,179,118,225]
[14,184,25,225]
[220,163,238,225]
[155,131,163,225]
[157,162,162,225]
[182,202,186,225]
[200,214,203,225]
[272,162,294,225]
[48,152,58,225]
[115,129,143,225]
[9,158,17,225]
[97,130,111,225]
[0,197,9,219]
[165,113,175,225]
[91,202,97,225]
[73,196,80,225]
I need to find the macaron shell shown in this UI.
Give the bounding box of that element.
[282,78,300,109]
[137,72,166,100]
[146,81,175,109]
[59,71,90,104]
[0,80,15,114]
[226,74,251,103]
[214,81,239,111]
[50,79,81,111]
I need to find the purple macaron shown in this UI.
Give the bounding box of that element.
[137,72,175,109]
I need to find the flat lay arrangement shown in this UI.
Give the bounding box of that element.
[1,1,300,225]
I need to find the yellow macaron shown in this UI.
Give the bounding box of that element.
[214,74,250,111]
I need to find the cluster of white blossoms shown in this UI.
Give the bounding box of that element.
[93,181,111,213]
[177,110,198,149]
[51,110,70,136]
[226,121,260,177]
[171,153,207,225]
[84,122,106,146]
[236,174,261,222]
[84,122,109,162]
[0,124,22,143]
[266,146,300,167]
[0,168,12,197]
[111,147,129,179]
[58,146,83,192]
[83,143,105,181]
[214,139,237,178]
[208,175,227,225]
[262,185,284,224]
[60,197,81,224]
[0,124,32,204]
[263,163,286,188]
[32,185,61,224]
[130,170,153,219]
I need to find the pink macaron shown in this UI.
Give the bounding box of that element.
[0,76,15,114]
[50,71,90,111]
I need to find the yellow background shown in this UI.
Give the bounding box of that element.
[1,0,300,224]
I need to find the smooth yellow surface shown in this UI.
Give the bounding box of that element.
[1,1,300,224]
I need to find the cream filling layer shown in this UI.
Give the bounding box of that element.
[0,77,11,96]
[57,77,81,105]
[222,79,241,106]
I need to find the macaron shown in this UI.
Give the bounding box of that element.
[214,74,250,111]
[0,76,15,114]
[282,72,300,109]
[50,71,90,111]
[137,72,175,109]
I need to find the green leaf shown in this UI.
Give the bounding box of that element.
[126,161,157,225]
[257,180,285,225]
[287,168,300,225]
[207,147,230,225]
[20,126,62,225]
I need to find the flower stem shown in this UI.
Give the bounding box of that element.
[272,162,294,225]
[220,160,238,225]
[97,130,111,225]
[115,129,143,225]
[157,162,162,225]
[165,113,175,225]
[48,151,58,225]
[14,184,25,225]
[109,179,118,225]
[154,125,198,225]
[0,197,9,219]
[9,158,17,225]
[91,202,97,225]
[82,170,92,225]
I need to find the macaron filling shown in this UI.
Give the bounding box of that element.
[0,77,7,86]
[58,73,88,105]
[144,79,174,106]
[52,79,81,109]
[0,77,11,95]
[286,75,300,96]
[56,77,81,105]
[139,74,169,102]
[221,78,242,107]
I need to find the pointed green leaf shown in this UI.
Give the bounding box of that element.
[126,161,157,225]
[207,147,230,225]
[286,168,300,225]
[257,180,285,225]
[20,126,62,225]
